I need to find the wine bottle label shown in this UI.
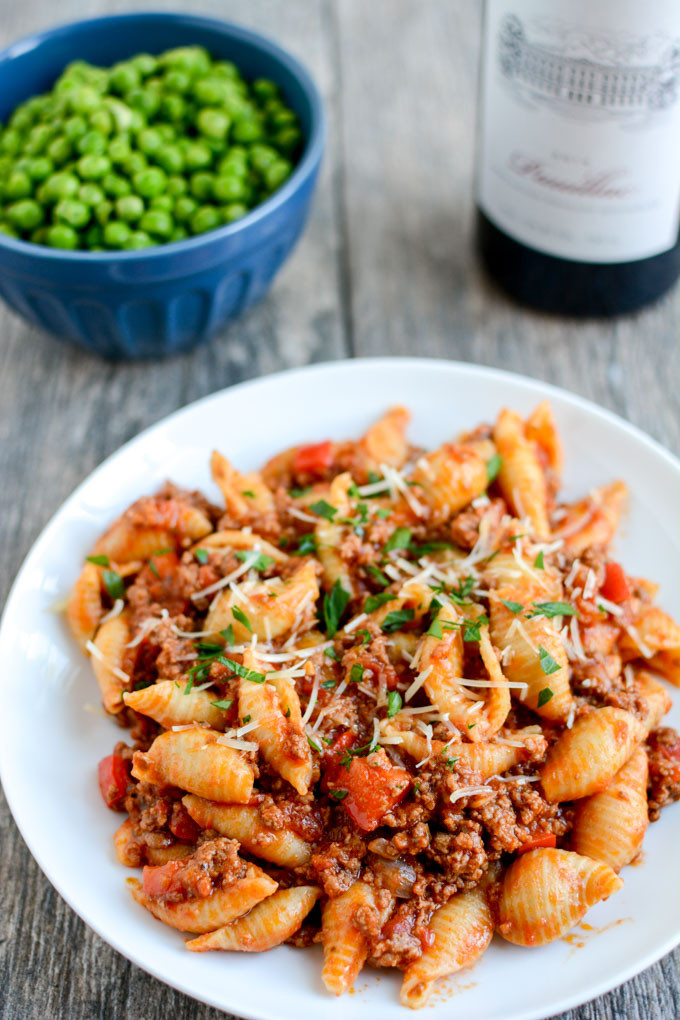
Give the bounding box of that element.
[477,0,680,263]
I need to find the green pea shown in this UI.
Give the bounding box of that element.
[109,63,141,95]
[78,153,111,180]
[84,223,103,247]
[163,69,192,94]
[252,78,279,100]
[6,199,44,231]
[26,157,54,182]
[0,222,19,238]
[139,209,173,237]
[46,223,79,249]
[9,105,35,132]
[103,220,132,248]
[63,115,88,141]
[174,195,197,222]
[109,134,132,164]
[0,128,21,154]
[46,135,73,166]
[4,171,32,200]
[123,151,147,176]
[212,173,246,203]
[138,128,163,156]
[248,144,279,174]
[149,194,173,212]
[54,198,90,228]
[166,174,187,196]
[126,87,160,119]
[264,158,293,191]
[131,54,157,78]
[43,172,80,202]
[192,78,226,106]
[156,124,176,141]
[25,123,55,155]
[124,229,154,249]
[133,166,167,198]
[196,108,230,141]
[67,86,102,114]
[162,45,211,76]
[183,142,212,171]
[30,227,48,245]
[102,173,130,197]
[160,94,186,123]
[232,118,264,143]
[222,202,248,223]
[155,145,184,174]
[190,204,221,234]
[94,199,113,225]
[274,126,303,155]
[89,108,113,135]
[190,172,214,201]
[76,130,107,156]
[105,98,135,133]
[270,108,297,130]
[169,224,188,242]
[212,60,241,81]
[78,182,105,206]
[115,194,144,222]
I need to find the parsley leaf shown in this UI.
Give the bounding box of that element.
[350,664,365,683]
[462,615,488,642]
[86,554,109,567]
[409,541,453,556]
[232,606,252,632]
[537,687,554,708]
[365,564,390,587]
[500,598,524,614]
[102,569,125,601]
[307,733,323,752]
[381,608,415,633]
[321,678,337,690]
[383,527,412,554]
[375,508,391,519]
[364,591,395,613]
[538,645,561,675]
[329,789,349,800]
[241,489,256,498]
[356,629,371,646]
[211,698,234,710]
[309,499,337,520]
[527,601,578,620]
[426,617,443,639]
[220,656,266,684]
[486,453,502,484]
[324,647,341,661]
[194,548,209,565]
[534,550,545,569]
[449,576,475,605]
[290,486,311,499]
[293,533,317,556]
[220,625,234,645]
[323,579,350,637]
[387,690,402,717]
[235,550,275,572]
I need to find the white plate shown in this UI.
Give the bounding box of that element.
[1,358,679,1020]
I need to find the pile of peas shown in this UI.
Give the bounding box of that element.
[0,46,302,250]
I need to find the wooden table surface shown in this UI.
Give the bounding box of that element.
[1,1,678,1017]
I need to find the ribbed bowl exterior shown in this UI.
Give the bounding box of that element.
[0,13,324,359]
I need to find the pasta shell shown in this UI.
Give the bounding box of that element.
[66,562,103,649]
[186,886,320,952]
[553,481,627,556]
[410,443,488,524]
[316,472,356,595]
[129,862,276,933]
[183,795,312,867]
[572,747,648,872]
[620,606,680,660]
[648,650,680,687]
[321,881,377,995]
[493,408,550,539]
[131,728,254,804]
[636,670,672,735]
[400,884,493,1008]
[389,726,547,777]
[90,612,130,714]
[525,401,563,479]
[123,679,231,730]
[211,450,274,519]
[497,849,622,946]
[196,529,287,563]
[360,406,410,468]
[541,707,645,802]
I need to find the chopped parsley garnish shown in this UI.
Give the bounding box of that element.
[449,576,475,605]
[383,527,412,555]
[290,486,311,499]
[468,722,477,730]
[356,629,371,646]
[232,606,253,632]
[324,647,341,661]
[486,453,502,484]
[375,508,391,519]
[102,569,125,601]
[235,550,275,572]
[414,781,421,793]
[195,641,224,658]
[446,756,459,771]
[241,489,256,498]
[220,625,234,645]
[147,547,172,577]
[409,541,453,556]
[183,676,194,695]
[426,617,443,639]
[387,690,402,717]
[364,591,395,613]
[309,499,337,520]
[284,706,291,718]
[86,554,110,567]
[527,601,578,620]
[321,678,337,689]
[500,598,524,614]
[293,533,317,556]
[338,736,379,768]
[278,536,290,549]
[329,788,349,800]
[462,615,488,642]
[365,564,390,587]
[538,645,561,675]
[211,698,233,710]
[381,608,415,633]
[241,714,251,724]
[194,548,209,564]
[220,656,266,684]
[537,687,554,708]
[350,664,365,684]
[534,550,545,569]
[307,733,323,752]
[323,579,350,637]
[133,679,154,691]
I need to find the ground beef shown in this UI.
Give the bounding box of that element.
[470,779,572,855]
[448,497,506,551]
[146,837,246,904]
[311,826,367,897]
[646,727,680,821]
[423,824,488,894]
[571,656,647,718]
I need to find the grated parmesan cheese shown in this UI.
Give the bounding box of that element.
[405,664,433,702]
[191,553,261,601]
[300,673,320,726]
[344,612,368,633]
[624,625,653,659]
[100,599,125,625]
[449,785,495,804]
[216,734,259,752]
[287,506,319,525]
[85,639,130,683]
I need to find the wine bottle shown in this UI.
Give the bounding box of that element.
[475,0,680,316]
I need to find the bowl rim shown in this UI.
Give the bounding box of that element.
[0,10,326,262]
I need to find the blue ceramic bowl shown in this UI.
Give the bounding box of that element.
[0,13,325,358]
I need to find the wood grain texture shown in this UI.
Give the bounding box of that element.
[0,0,678,1018]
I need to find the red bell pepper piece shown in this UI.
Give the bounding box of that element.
[292,441,334,480]
[600,562,630,604]
[97,754,129,811]
[325,737,411,832]
[141,859,185,901]
[516,833,557,856]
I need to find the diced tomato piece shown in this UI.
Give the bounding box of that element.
[141,859,185,901]
[292,441,334,480]
[97,754,129,811]
[600,562,631,604]
[516,833,557,856]
[169,805,201,842]
[328,747,411,832]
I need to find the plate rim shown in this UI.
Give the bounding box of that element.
[1,355,679,1020]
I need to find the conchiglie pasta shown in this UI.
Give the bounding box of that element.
[525,400,563,480]
[131,728,254,804]
[553,481,627,556]
[182,795,312,867]
[497,849,622,946]
[620,606,680,661]
[360,405,410,469]
[493,408,550,539]
[92,498,212,562]
[400,884,493,1008]
[636,670,673,735]
[321,881,379,995]
[316,472,356,595]
[196,529,287,563]
[410,443,488,524]
[186,886,320,952]
[66,561,103,649]
[210,449,275,519]
[572,747,648,872]
[123,679,231,730]
[90,612,131,714]
[541,707,645,802]
[204,559,319,642]
[389,726,547,777]
[129,863,276,933]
